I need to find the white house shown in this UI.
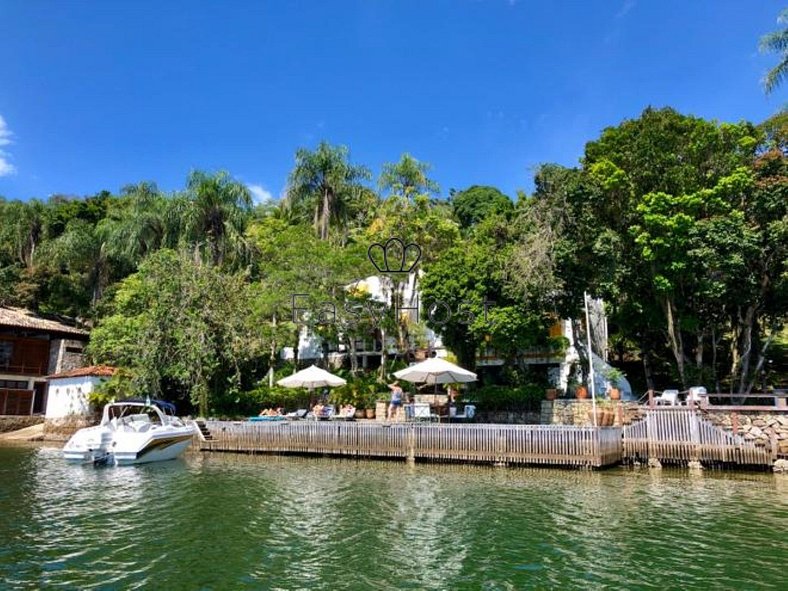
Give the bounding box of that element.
[44,366,116,419]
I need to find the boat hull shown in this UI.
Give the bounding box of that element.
[63,425,194,466]
[112,432,194,465]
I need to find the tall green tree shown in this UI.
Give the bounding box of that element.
[181,170,253,266]
[89,249,264,416]
[99,181,171,263]
[451,185,513,230]
[285,142,371,242]
[379,153,439,200]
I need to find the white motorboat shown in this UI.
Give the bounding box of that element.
[63,399,195,466]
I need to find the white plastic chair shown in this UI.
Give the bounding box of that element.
[686,386,707,405]
[655,390,679,406]
[412,403,431,421]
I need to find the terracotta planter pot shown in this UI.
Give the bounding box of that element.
[609,387,621,400]
[588,409,615,426]
[575,386,588,400]
[354,409,365,419]
[545,388,558,401]
[365,408,375,419]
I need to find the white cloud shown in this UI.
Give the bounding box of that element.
[247,183,273,204]
[616,0,635,18]
[0,115,12,146]
[0,115,16,176]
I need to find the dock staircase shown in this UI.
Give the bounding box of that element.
[622,408,774,467]
[193,419,214,442]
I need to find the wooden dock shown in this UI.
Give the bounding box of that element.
[622,408,774,467]
[197,421,623,468]
[194,408,778,470]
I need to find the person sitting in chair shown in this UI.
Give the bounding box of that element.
[387,381,403,420]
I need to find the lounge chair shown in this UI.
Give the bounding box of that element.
[307,405,335,421]
[285,409,308,420]
[452,404,476,421]
[249,415,285,422]
[332,405,356,421]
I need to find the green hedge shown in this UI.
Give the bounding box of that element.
[466,384,544,412]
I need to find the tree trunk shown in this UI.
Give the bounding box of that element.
[711,326,721,393]
[662,296,687,388]
[293,326,301,369]
[320,188,331,241]
[349,336,358,375]
[269,313,277,388]
[695,331,704,369]
[572,319,589,383]
[378,327,388,381]
[641,346,656,391]
[745,325,777,394]
[732,305,755,394]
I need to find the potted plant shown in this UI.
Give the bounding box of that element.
[545,388,558,401]
[364,386,377,419]
[588,398,615,426]
[605,368,625,400]
[575,384,589,400]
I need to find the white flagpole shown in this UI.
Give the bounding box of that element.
[584,292,597,427]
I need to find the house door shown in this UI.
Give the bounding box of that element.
[32,382,47,414]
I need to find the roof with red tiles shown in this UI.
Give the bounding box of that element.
[47,365,116,380]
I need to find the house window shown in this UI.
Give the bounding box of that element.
[66,346,83,354]
[0,341,12,368]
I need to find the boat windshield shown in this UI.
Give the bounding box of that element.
[103,404,165,427]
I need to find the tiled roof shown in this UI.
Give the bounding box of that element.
[47,365,116,380]
[0,306,88,337]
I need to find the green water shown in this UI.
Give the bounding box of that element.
[0,445,786,590]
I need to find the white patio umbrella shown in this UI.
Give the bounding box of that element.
[277,365,347,389]
[393,357,477,385]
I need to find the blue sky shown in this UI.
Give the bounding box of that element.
[0,0,785,203]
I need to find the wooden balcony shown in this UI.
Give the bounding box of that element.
[0,336,50,377]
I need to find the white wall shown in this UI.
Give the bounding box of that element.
[44,376,104,418]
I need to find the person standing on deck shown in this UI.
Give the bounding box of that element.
[387,381,403,420]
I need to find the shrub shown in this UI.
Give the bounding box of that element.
[467,384,544,412]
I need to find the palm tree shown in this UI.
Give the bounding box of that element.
[0,200,44,269]
[379,153,439,200]
[99,181,169,263]
[47,219,111,305]
[760,8,788,94]
[182,170,253,266]
[285,141,371,241]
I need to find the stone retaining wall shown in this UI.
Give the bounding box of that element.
[541,400,644,426]
[0,416,44,434]
[43,416,96,441]
[475,411,541,424]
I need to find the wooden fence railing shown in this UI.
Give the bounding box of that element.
[200,421,623,468]
[622,408,774,466]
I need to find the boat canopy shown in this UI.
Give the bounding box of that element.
[117,398,178,415]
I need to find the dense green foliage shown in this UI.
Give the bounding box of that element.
[1,111,786,415]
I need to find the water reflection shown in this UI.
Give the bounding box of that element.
[0,446,786,590]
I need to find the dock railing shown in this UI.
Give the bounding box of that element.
[622,408,774,466]
[200,421,623,468]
